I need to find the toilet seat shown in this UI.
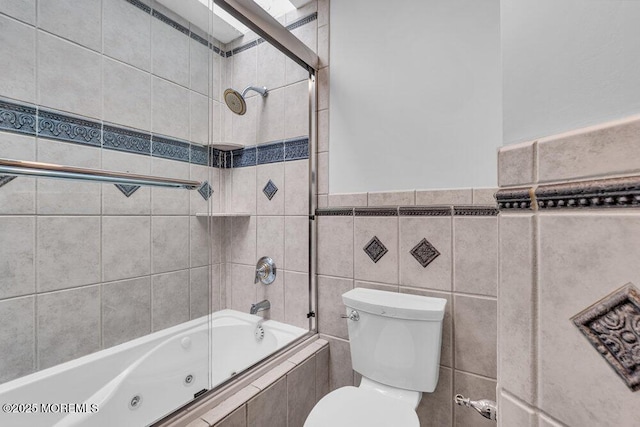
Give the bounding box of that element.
[304,386,420,427]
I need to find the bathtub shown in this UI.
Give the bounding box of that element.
[0,309,307,427]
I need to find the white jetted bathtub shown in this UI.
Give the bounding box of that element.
[0,310,307,427]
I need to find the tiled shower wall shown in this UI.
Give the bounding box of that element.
[316,200,499,427]
[497,116,640,426]
[217,5,317,329]
[0,0,222,383]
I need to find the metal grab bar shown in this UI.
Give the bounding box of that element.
[0,158,202,190]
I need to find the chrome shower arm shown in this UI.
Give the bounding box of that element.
[241,85,269,98]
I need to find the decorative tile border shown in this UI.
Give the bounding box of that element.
[103,125,151,155]
[354,207,398,216]
[316,205,498,217]
[0,98,211,165]
[257,142,285,165]
[495,188,532,210]
[453,206,499,216]
[38,109,101,147]
[497,176,640,211]
[316,208,354,216]
[0,100,37,135]
[399,206,452,216]
[572,283,640,392]
[221,137,310,168]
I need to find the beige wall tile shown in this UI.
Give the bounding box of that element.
[214,405,246,427]
[498,214,535,404]
[284,216,309,273]
[416,366,452,427]
[189,266,209,319]
[103,58,151,131]
[317,275,353,339]
[38,0,101,51]
[368,191,415,206]
[151,158,190,215]
[0,296,35,382]
[102,216,151,282]
[247,378,287,427]
[231,264,258,313]
[229,216,257,265]
[498,391,537,427]
[453,216,498,296]
[415,189,472,205]
[0,133,36,214]
[152,77,190,140]
[327,193,367,207]
[151,270,189,331]
[319,334,354,391]
[103,0,151,71]
[151,16,189,87]
[537,213,640,426]
[315,346,330,402]
[284,159,309,216]
[0,16,35,104]
[399,216,452,292]
[0,0,36,25]
[538,115,640,183]
[257,163,285,215]
[317,215,353,278]
[472,188,498,205]
[257,87,284,144]
[231,166,257,215]
[37,285,101,369]
[0,217,35,299]
[354,216,398,284]
[287,356,316,427]
[284,271,309,329]
[152,216,189,274]
[498,140,535,187]
[454,295,497,378]
[102,277,151,347]
[257,42,286,92]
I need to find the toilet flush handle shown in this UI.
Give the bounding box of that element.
[341,310,360,321]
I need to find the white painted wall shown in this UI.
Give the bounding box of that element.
[329,0,501,193]
[502,0,640,145]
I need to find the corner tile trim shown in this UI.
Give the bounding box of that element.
[536,176,640,209]
[399,206,452,216]
[453,206,499,216]
[496,188,532,210]
[498,176,640,211]
[572,283,640,392]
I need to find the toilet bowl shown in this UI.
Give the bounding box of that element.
[304,288,446,427]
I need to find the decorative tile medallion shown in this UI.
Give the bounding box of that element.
[263,180,278,201]
[114,184,140,198]
[198,181,213,201]
[572,283,640,392]
[363,236,388,263]
[0,175,17,188]
[410,238,440,268]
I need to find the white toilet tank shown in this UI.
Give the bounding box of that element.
[342,288,446,393]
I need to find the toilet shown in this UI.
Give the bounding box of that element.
[305,288,447,427]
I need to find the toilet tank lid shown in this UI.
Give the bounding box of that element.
[342,288,446,321]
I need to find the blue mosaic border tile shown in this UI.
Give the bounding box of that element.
[152,136,190,162]
[190,32,209,47]
[231,146,257,168]
[284,137,309,161]
[38,109,101,147]
[221,137,309,168]
[103,125,151,155]
[191,144,209,166]
[257,142,285,165]
[0,100,37,136]
[287,12,317,31]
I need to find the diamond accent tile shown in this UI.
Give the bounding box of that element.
[572,283,640,391]
[263,180,278,201]
[0,175,17,188]
[198,181,213,201]
[114,184,140,198]
[410,238,440,268]
[363,236,388,263]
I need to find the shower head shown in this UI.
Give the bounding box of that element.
[223,86,269,115]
